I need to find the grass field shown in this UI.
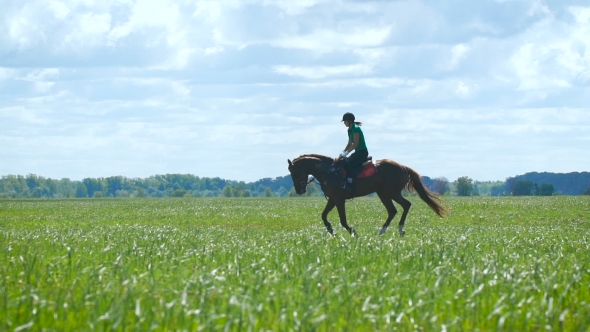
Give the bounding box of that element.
[1,196,590,331]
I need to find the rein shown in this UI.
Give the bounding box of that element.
[307,177,317,185]
[308,176,329,201]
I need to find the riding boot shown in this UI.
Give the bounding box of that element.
[343,178,354,196]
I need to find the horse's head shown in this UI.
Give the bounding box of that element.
[288,154,335,195]
[287,159,309,195]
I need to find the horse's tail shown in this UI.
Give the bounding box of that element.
[405,167,448,218]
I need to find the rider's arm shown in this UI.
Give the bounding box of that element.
[343,141,352,153]
[347,133,359,152]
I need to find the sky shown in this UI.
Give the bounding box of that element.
[1,0,589,183]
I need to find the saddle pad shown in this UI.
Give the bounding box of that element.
[357,162,376,179]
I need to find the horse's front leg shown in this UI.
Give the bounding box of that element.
[335,199,357,236]
[321,199,336,235]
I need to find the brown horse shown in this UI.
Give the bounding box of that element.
[287,154,447,236]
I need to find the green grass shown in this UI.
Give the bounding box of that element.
[1,197,589,331]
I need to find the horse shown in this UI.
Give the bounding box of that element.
[287,154,447,236]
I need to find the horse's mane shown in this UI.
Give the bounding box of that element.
[293,154,335,163]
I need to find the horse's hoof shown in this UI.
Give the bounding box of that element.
[379,227,387,236]
[399,230,406,237]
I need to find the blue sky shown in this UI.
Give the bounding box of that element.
[1,0,589,182]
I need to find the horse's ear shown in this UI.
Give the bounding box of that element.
[288,159,293,167]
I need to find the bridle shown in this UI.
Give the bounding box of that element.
[290,163,329,199]
[291,169,311,191]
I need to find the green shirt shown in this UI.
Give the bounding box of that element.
[348,124,367,151]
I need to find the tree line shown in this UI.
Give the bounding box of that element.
[436,172,590,197]
[0,174,323,199]
[1,171,589,199]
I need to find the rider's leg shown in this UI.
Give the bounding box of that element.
[343,150,368,189]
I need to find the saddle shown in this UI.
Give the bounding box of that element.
[331,156,376,180]
[356,158,377,179]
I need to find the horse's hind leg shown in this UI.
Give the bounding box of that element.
[321,199,336,235]
[391,191,412,236]
[377,191,398,236]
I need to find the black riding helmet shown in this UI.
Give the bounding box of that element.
[341,112,355,122]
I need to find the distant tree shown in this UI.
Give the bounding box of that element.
[200,190,217,197]
[30,187,42,198]
[83,178,98,197]
[264,187,275,197]
[432,177,450,195]
[136,187,147,198]
[106,176,124,197]
[241,190,252,197]
[58,178,74,198]
[491,185,505,196]
[223,185,234,197]
[93,191,104,198]
[172,189,188,197]
[472,182,480,196]
[1,175,27,197]
[420,176,435,190]
[455,176,474,196]
[538,183,554,196]
[25,174,42,191]
[45,179,58,197]
[76,183,88,198]
[116,190,130,198]
[305,182,319,197]
[288,187,298,197]
[583,185,590,195]
[513,180,535,196]
[506,172,590,195]
[277,186,289,197]
[148,187,165,197]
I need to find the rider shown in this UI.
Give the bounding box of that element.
[338,112,369,190]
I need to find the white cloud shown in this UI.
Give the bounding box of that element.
[273,64,372,79]
[5,4,48,50]
[193,0,235,23]
[501,7,590,94]
[33,81,56,93]
[454,81,471,97]
[570,6,590,24]
[105,0,197,68]
[23,69,60,82]
[274,26,392,52]
[527,0,551,17]
[64,13,112,47]
[204,46,224,55]
[0,67,17,81]
[1,1,589,182]
[449,44,470,69]
[263,0,325,16]
[468,18,501,34]
[109,0,180,38]
[48,0,70,20]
